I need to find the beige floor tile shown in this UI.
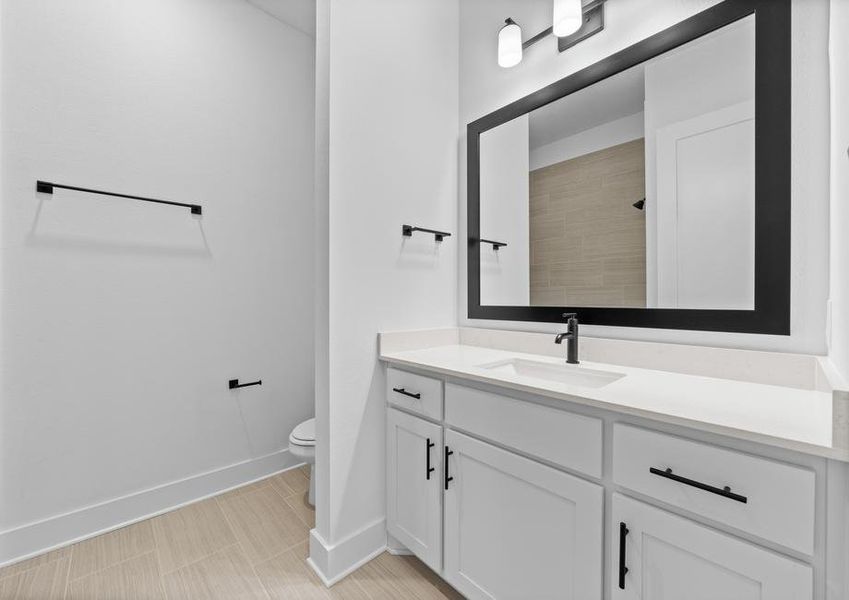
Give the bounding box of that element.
[0,555,70,600]
[161,544,268,600]
[69,520,156,581]
[268,468,310,498]
[257,543,367,600]
[66,552,165,600]
[400,556,465,600]
[253,546,333,600]
[217,485,309,565]
[352,553,462,600]
[283,492,316,528]
[220,479,272,500]
[152,497,238,574]
[0,546,72,582]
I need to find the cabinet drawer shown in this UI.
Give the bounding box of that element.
[387,368,443,420]
[445,383,602,478]
[613,424,815,555]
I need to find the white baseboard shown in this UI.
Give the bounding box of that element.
[308,518,387,586]
[0,449,300,569]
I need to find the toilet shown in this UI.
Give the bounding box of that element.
[289,418,316,506]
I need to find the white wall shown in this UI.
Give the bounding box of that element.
[480,114,530,306]
[0,0,315,565]
[529,111,644,171]
[830,0,849,380]
[312,0,458,581]
[459,0,831,354]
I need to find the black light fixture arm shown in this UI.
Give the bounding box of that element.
[510,0,607,51]
[37,180,202,215]
[402,225,452,242]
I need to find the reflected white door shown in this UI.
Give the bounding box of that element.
[654,101,755,309]
[443,430,603,599]
[611,494,812,600]
[386,408,442,572]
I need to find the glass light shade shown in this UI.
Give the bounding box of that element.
[553,0,583,37]
[498,20,523,68]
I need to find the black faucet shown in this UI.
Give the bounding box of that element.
[554,313,579,364]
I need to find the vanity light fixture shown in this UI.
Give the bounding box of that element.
[498,0,606,68]
[498,18,523,68]
[553,0,584,37]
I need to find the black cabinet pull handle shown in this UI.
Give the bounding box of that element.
[649,467,747,504]
[426,438,435,480]
[392,387,421,400]
[618,522,629,590]
[229,379,262,390]
[444,446,454,490]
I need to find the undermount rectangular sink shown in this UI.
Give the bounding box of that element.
[478,358,625,389]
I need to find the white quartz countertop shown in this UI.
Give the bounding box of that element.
[380,343,846,460]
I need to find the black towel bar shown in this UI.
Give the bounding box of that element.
[402,225,452,242]
[37,180,202,215]
[480,239,507,250]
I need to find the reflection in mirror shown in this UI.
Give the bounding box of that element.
[480,15,755,310]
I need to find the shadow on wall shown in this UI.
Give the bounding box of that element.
[397,235,449,270]
[26,189,213,259]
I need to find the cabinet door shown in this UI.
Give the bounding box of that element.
[443,430,603,600]
[386,408,442,572]
[611,494,812,600]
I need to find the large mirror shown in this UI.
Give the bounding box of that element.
[468,0,790,334]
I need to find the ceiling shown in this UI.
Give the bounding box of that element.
[246,0,316,36]
[528,63,645,150]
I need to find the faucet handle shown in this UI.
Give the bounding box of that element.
[563,312,578,320]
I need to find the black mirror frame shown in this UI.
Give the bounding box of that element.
[467,0,790,335]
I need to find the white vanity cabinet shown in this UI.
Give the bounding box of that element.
[386,407,443,572]
[384,366,825,600]
[443,430,603,600]
[611,494,812,600]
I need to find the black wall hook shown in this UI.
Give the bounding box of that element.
[229,379,262,390]
[402,225,452,242]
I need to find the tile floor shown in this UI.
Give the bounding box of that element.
[0,466,463,600]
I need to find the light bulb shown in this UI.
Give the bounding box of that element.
[498,19,523,68]
[553,0,583,37]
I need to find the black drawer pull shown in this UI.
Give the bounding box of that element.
[426,438,435,480]
[649,467,747,504]
[618,522,629,590]
[392,387,421,400]
[444,446,454,490]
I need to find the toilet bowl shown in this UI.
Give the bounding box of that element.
[289,418,316,506]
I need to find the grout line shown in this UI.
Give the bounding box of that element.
[61,550,72,600]
[66,550,159,586]
[213,501,273,600]
[65,525,158,584]
[0,549,69,583]
[153,500,240,577]
[237,540,272,600]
